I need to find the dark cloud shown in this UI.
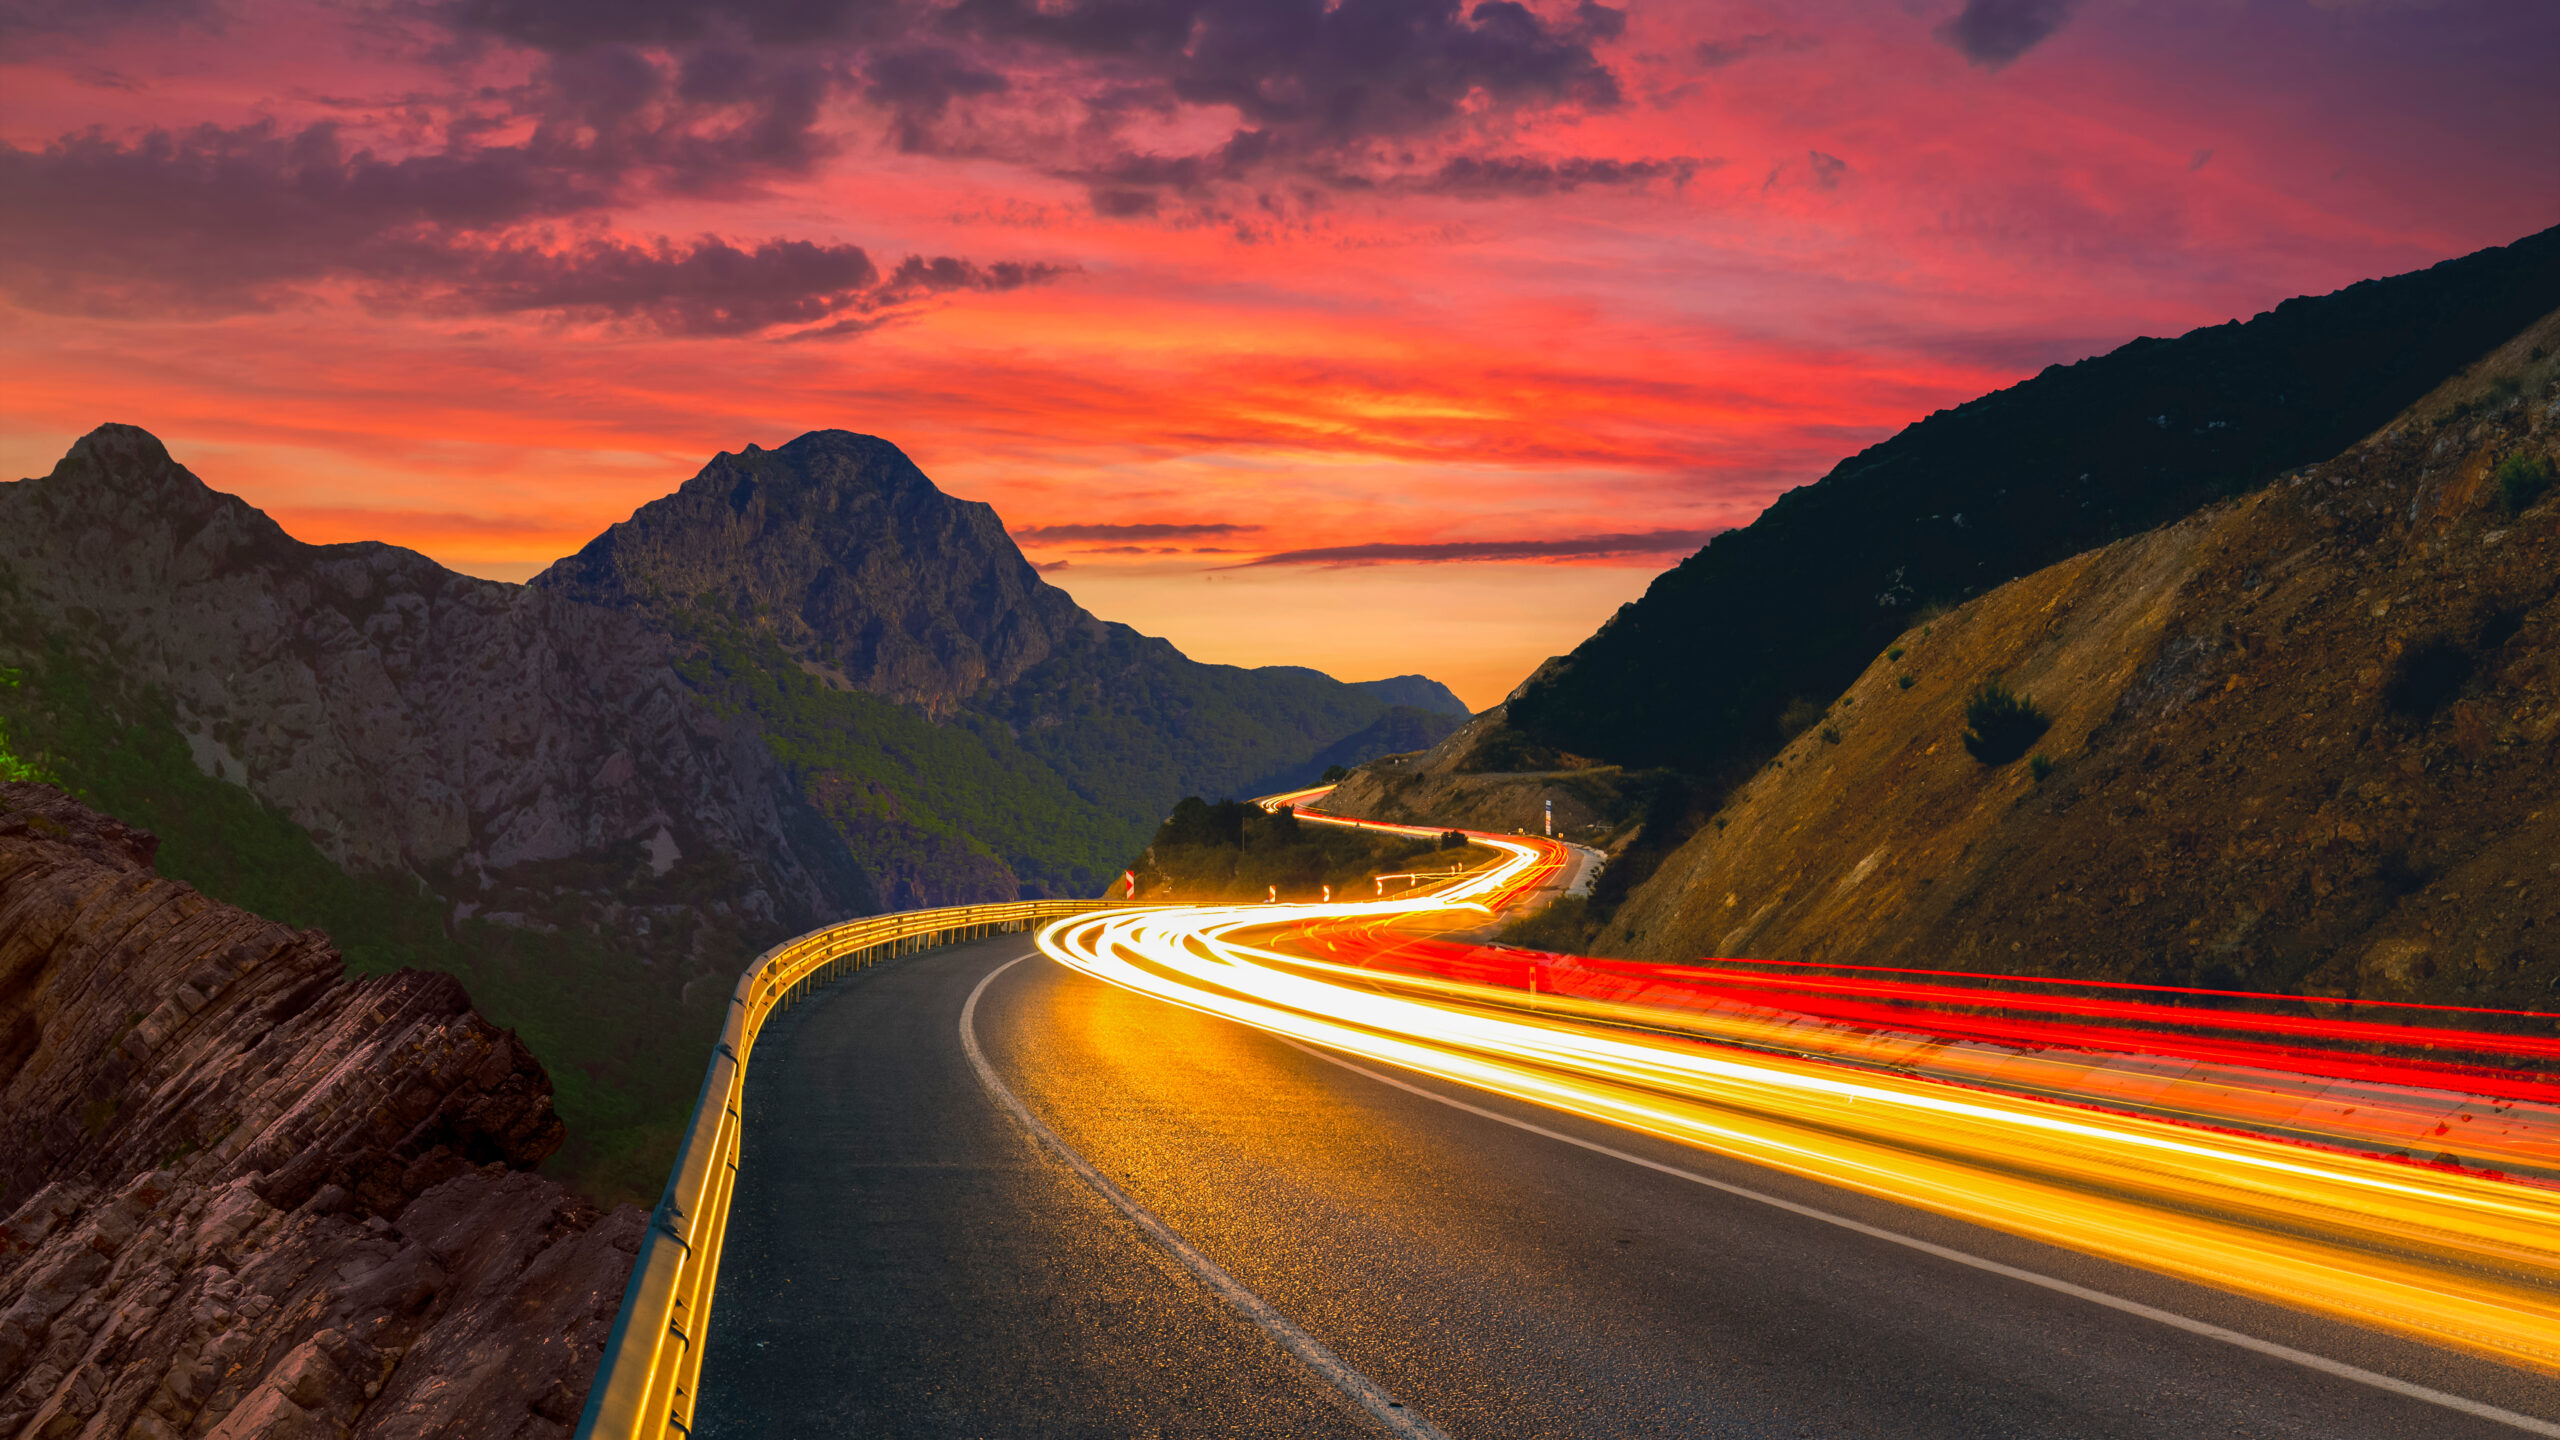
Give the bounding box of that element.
[0,119,602,312]
[0,117,1067,333]
[445,0,904,50]
[864,44,1010,150]
[1035,559,1071,572]
[1231,528,1720,567]
[1934,0,2084,68]
[1014,521,1260,542]
[0,0,218,41]
[1807,150,1847,189]
[1692,32,1814,69]
[942,0,1626,195]
[1423,153,1703,197]
[412,235,881,334]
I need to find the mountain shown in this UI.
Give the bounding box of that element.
[1584,311,2560,1007]
[534,432,1082,719]
[533,429,1455,896]
[1506,224,2560,790]
[1349,675,1471,716]
[0,782,635,1439]
[0,423,1461,1196]
[0,425,867,936]
[0,427,879,1200]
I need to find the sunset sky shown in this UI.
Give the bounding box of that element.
[4,0,2553,707]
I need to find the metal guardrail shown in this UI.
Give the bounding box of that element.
[574,898,1130,1440]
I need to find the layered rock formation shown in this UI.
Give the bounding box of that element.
[0,782,638,1439]
[1587,312,2560,1005]
[0,425,872,950]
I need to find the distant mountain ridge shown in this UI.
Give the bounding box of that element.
[1508,223,2560,784]
[1350,674,1472,716]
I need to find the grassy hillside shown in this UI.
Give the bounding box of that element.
[666,595,1138,897]
[1586,320,2560,1014]
[0,623,732,1208]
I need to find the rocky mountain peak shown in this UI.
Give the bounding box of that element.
[535,429,1089,716]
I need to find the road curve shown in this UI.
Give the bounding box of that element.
[693,935,2558,1438]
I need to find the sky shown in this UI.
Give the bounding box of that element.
[2,0,2554,708]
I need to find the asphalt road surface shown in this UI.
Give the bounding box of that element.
[693,935,2560,1438]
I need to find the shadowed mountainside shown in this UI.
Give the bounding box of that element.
[1508,223,2560,792]
[1584,313,2560,1008]
[0,783,638,1440]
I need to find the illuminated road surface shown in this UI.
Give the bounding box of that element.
[693,808,2560,1437]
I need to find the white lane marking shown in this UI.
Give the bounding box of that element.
[1283,1039,2560,1438]
[963,956,1453,1440]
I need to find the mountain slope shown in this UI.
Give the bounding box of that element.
[1589,313,2560,1009]
[0,426,868,937]
[1508,223,2560,787]
[535,429,1450,892]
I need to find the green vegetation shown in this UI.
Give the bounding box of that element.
[0,631,723,1206]
[0,668,52,784]
[1496,894,1590,954]
[1131,797,1460,901]
[1439,830,1468,849]
[1885,646,1904,662]
[1897,673,1916,690]
[1819,726,1842,745]
[1961,680,2053,765]
[1321,764,1350,783]
[2030,753,2055,783]
[667,596,1135,895]
[2498,452,2554,511]
[1775,696,1823,740]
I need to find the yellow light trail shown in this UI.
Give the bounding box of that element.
[1038,808,2560,1376]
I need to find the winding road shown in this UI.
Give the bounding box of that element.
[692,932,2560,1438]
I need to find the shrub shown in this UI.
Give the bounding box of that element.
[1496,895,1590,954]
[1776,695,1823,740]
[1440,829,1468,849]
[2029,753,2053,782]
[1897,673,1916,690]
[1319,764,1348,783]
[1819,726,1842,745]
[1886,646,1904,662]
[1961,680,2052,765]
[2498,452,2554,511]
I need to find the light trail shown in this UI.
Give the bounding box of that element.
[1040,794,2560,1377]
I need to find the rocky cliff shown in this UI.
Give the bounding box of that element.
[1587,312,2560,1008]
[0,783,638,1439]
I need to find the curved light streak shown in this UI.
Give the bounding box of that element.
[1040,802,2560,1375]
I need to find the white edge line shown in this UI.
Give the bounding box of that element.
[963,954,1454,1440]
[1280,1038,2560,1439]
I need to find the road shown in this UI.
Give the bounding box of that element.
[693,933,2559,1438]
